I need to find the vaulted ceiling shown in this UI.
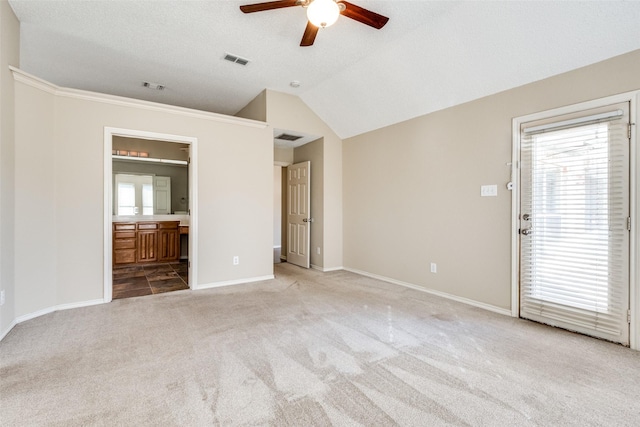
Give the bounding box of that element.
[8,1,640,139]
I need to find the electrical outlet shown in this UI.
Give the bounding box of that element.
[481,184,498,197]
[0,290,5,306]
[233,256,239,265]
[316,247,321,255]
[430,263,437,273]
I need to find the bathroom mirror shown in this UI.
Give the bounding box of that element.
[112,137,189,216]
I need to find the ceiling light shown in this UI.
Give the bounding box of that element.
[307,0,340,28]
[142,81,165,90]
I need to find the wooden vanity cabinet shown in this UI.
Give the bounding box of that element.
[113,221,180,266]
[113,223,137,265]
[137,222,159,263]
[158,222,180,262]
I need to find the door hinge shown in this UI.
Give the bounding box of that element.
[627,217,631,231]
[628,310,632,324]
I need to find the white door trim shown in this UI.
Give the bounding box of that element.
[104,127,198,302]
[511,90,640,350]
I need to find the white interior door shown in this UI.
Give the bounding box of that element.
[287,161,310,268]
[519,102,630,345]
[154,176,171,214]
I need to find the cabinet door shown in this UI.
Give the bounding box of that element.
[137,230,158,263]
[159,229,179,262]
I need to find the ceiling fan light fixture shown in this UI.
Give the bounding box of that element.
[307,0,340,28]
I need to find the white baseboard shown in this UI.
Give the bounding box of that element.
[0,320,18,341]
[343,267,512,317]
[311,264,345,272]
[15,298,106,324]
[195,275,275,290]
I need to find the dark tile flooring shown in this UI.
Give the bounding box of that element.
[113,261,189,300]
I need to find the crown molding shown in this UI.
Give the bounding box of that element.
[9,66,269,130]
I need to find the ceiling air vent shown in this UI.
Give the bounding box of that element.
[223,53,250,66]
[276,133,303,142]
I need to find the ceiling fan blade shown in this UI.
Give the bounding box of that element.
[338,1,389,29]
[240,0,299,14]
[300,21,319,47]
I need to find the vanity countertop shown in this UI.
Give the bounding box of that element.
[112,215,190,226]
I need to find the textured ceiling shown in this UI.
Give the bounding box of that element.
[8,1,640,139]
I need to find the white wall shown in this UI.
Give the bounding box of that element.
[11,70,273,320]
[0,0,19,338]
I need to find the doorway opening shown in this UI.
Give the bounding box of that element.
[273,128,321,269]
[104,128,198,302]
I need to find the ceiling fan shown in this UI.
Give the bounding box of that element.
[239,0,389,46]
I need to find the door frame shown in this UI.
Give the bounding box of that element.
[511,91,640,350]
[103,127,198,302]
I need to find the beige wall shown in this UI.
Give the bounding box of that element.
[294,138,324,267]
[0,0,19,337]
[14,81,55,316]
[235,89,266,122]
[11,72,273,318]
[343,49,640,310]
[274,146,293,164]
[266,90,343,270]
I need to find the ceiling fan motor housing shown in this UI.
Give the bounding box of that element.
[239,0,389,46]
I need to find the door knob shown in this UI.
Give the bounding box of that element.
[522,228,533,235]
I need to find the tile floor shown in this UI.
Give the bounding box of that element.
[113,261,189,300]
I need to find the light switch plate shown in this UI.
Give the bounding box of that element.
[481,184,498,197]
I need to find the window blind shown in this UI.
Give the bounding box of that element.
[519,105,629,344]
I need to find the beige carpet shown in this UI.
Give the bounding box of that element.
[1,263,639,426]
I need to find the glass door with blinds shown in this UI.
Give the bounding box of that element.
[519,102,630,345]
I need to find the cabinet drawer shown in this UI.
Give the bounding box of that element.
[114,238,136,250]
[159,221,179,229]
[137,223,159,230]
[114,249,136,264]
[114,223,136,231]
[114,231,136,239]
